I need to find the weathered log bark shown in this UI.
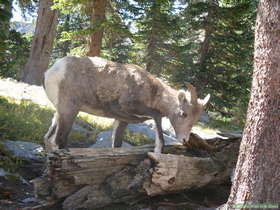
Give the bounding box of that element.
[33,134,241,209]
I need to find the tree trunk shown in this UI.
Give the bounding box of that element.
[146,0,161,75]
[21,0,58,85]
[32,133,241,209]
[87,0,107,57]
[222,1,280,209]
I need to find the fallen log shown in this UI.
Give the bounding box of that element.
[32,133,241,209]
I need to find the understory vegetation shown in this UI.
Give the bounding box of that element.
[0,96,109,145]
[0,95,241,147]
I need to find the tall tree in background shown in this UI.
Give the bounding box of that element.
[39,0,257,126]
[222,0,280,208]
[145,0,161,75]
[171,0,256,123]
[0,0,12,45]
[0,0,13,73]
[135,0,182,75]
[21,0,58,85]
[0,0,34,79]
[88,0,107,57]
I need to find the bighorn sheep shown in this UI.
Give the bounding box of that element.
[43,56,210,153]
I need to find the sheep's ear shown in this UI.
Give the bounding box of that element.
[199,94,211,106]
[178,90,186,104]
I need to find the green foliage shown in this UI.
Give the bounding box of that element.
[0,96,112,147]
[0,0,34,79]
[0,30,31,79]
[52,0,132,60]
[52,12,90,59]
[0,96,155,149]
[169,0,256,123]
[0,97,54,144]
[124,130,154,146]
[206,111,243,131]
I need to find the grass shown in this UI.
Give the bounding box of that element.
[0,96,153,148]
[78,112,113,131]
[0,97,54,144]
[0,95,243,150]
[124,130,154,146]
[204,112,243,132]
[0,96,112,146]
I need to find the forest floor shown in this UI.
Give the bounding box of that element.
[0,78,239,210]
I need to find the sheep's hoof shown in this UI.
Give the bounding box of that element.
[44,139,59,153]
[153,147,163,154]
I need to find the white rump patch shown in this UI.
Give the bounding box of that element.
[89,57,108,68]
[44,58,67,107]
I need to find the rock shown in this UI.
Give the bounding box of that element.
[90,120,179,148]
[1,140,44,161]
[191,127,221,139]
[144,118,176,138]
[72,122,95,137]
[127,122,177,145]
[21,197,37,203]
[90,131,133,148]
[199,111,210,124]
[0,168,9,177]
[217,132,243,138]
[0,168,24,183]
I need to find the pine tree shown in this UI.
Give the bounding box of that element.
[222,0,280,208]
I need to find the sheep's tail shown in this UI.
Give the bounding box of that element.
[42,72,46,89]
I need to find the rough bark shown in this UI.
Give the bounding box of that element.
[21,0,58,85]
[33,134,241,209]
[222,1,280,209]
[146,1,161,75]
[87,0,107,57]
[198,1,216,68]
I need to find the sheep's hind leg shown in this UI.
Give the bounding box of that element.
[112,120,128,148]
[44,106,79,152]
[44,112,58,140]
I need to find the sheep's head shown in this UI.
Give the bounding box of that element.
[170,83,210,144]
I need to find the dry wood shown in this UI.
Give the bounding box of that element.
[32,134,241,209]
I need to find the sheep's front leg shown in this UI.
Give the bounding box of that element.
[112,120,128,148]
[153,116,164,153]
[124,102,164,153]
